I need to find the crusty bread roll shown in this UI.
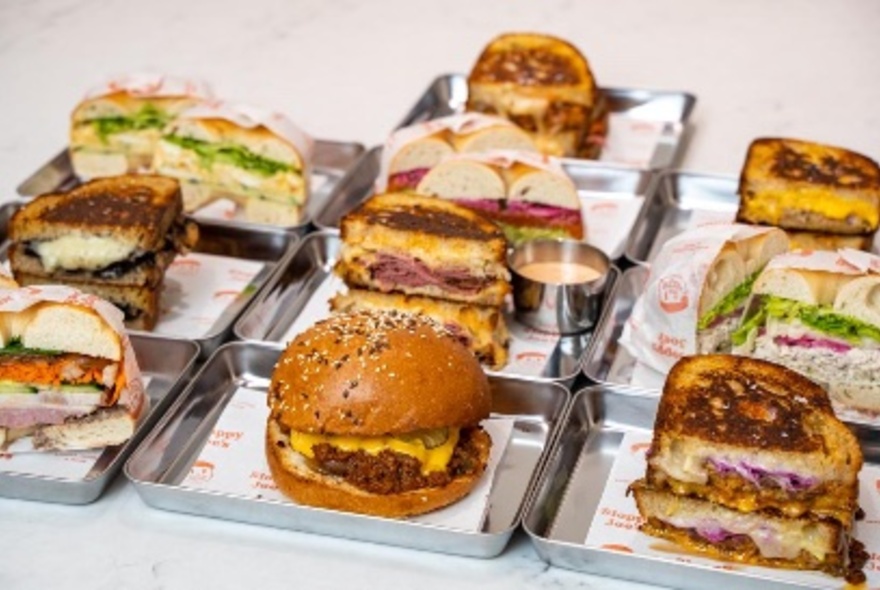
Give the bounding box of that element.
[416,159,506,201]
[14,303,122,361]
[698,246,747,319]
[506,165,581,209]
[834,275,880,327]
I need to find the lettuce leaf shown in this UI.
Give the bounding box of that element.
[697,270,760,330]
[92,104,171,143]
[163,134,296,177]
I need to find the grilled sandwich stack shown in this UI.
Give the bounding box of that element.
[332,192,511,369]
[630,355,867,582]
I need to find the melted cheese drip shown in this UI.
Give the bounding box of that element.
[747,188,879,226]
[289,428,460,476]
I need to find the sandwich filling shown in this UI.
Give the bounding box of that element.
[279,424,490,494]
[364,253,502,297]
[388,168,430,192]
[86,104,172,143]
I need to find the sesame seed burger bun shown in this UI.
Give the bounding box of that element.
[266,310,493,518]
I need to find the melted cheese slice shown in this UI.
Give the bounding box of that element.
[34,235,136,272]
[289,428,460,475]
[747,188,879,227]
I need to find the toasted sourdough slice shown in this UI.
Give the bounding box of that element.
[630,486,864,580]
[13,273,160,331]
[70,93,205,179]
[466,32,604,158]
[335,192,511,307]
[737,138,880,234]
[646,355,862,524]
[330,289,509,369]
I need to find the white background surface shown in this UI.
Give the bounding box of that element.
[1,1,878,589]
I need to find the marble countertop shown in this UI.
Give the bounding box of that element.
[1,1,878,588]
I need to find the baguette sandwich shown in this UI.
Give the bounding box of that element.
[8,175,198,330]
[732,249,880,412]
[737,138,880,236]
[70,74,211,179]
[466,32,607,159]
[0,291,146,451]
[630,354,866,582]
[382,113,537,192]
[152,101,313,226]
[415,150,583,243]
[335,192,511,307]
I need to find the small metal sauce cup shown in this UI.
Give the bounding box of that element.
[508,239,611,335]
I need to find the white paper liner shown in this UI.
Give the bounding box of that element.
[280,273,560,379]
[180,386,514,531]
[83,72,213,100]
[581,194,645,259]
[376,113,527,192]
[584,431,880,588]
[177,100,314,166]
[598,115,671,168]
[155,252,265,339]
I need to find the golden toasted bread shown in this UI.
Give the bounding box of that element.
[737,138,880,234]
[466,32,605,158]
[785,229,875,252]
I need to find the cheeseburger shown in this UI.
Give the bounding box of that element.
[266,310,493,518]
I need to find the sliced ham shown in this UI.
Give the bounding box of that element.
[368,254,492,295]
[0,400,99,428]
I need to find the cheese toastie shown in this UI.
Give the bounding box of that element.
[8,175,198,330]
[335,192,511,307]
[630,354,866,582]
[466,33,607,159]
[736,138,880,235]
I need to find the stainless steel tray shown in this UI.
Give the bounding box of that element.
[15,140,365,235]
[0,334,199,504]
[124,341,569,558]
[234,231,618,386]
[397,74,696,170]
[523,384,880,589]
[314,146,654,260]
[0,201,296,358]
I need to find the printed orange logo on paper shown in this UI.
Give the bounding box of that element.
[170,258,202,275]
[630,442,651,455]
[658,275,688,313]
[189,460,215,482]
[601,544,633,553]
[589,202,619,213]
[516,351,547,364]
[213,290,241,300]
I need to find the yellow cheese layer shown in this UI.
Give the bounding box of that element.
[289,428,460,476]
[747,188,879,227]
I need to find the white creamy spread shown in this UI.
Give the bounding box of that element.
[34,235,136,272]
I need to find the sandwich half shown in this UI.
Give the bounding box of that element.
[8,175,198,330]
[0,296,146,451]
[630,354,866,582]
[335,192,511,307]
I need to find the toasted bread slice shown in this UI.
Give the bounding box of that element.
[737,138,880,234]
[330,289,509,369]
[647,355,862,524]
[335,193,510,307]
[466,32,605,158]
[785,229,875,252]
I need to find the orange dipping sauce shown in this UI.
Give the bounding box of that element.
[516,261,603,284]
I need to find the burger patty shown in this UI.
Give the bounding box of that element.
[310,427,490,495]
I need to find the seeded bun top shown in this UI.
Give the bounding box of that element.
[268,310,492,436]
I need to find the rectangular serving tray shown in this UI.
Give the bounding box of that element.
[0,334,199,504]
[314,146,655,261]
[234,231,618,386]
[16,140,365,235]
[397,74,696,170]
[124,341,569,558]
[523,385,880,589]
[0,201,296,358]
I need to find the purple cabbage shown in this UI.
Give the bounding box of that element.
[708,458,818,492]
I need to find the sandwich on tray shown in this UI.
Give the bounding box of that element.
[152,100,314,226]
[630,354,866,583]
[618,224,789,374]
[265,310,493,517]
[0,285,146,452]
[70,73,212,179]
[466,32,607,159]
[379,113,537,192]
[732,248,880,413]
[8,175,198,331]
[333,192,511,369]
[415,150,583,243]
[736,137,880,250]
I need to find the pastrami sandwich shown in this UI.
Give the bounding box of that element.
[732,249,880,413]
[266,310,492,517]
[380,113,537,192]
[0,287,146,451]
[630,354,866,583]
[415,150,583,243]
[70,73,212,179]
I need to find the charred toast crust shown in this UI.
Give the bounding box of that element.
[655,355,834,453]
[767,142,879,189]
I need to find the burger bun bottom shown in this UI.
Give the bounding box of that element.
[266,420,490,518]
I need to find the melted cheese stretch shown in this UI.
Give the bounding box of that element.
[289,428,460,475]
[747,188,879,226]
[34,235,136,272]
